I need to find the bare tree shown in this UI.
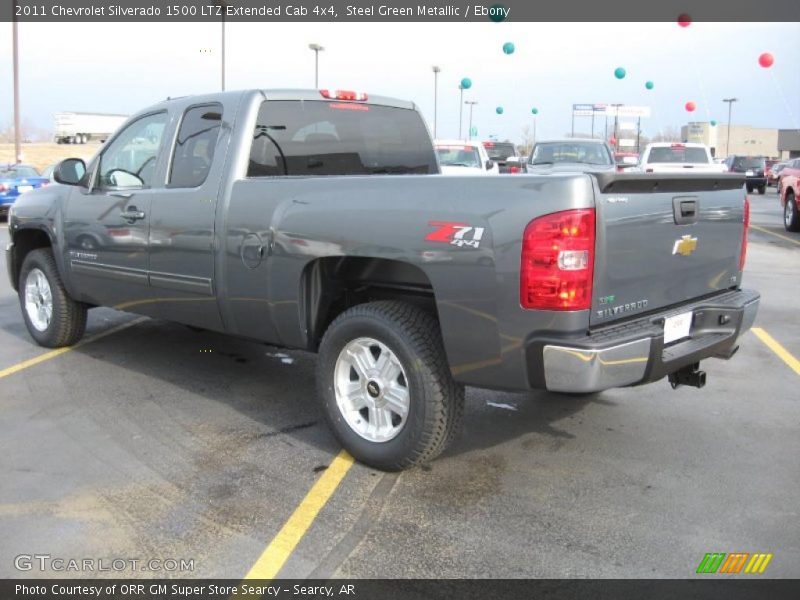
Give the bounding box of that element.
[650,127,682,143]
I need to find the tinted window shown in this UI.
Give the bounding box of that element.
[436,145,482,168]
[531,142,612,166]
[97,112,169,189]
[248,100,437,176]
[647,147,709,164]
[731,156,766,170]
[169,104,223,188]
[484,143,516,160]
[0,166,39,178]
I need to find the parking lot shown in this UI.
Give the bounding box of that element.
[1,188,798,579]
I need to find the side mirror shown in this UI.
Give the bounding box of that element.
[486,160,494,171]
[53,158,86,186]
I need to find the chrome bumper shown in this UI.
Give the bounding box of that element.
[539,290,760,394]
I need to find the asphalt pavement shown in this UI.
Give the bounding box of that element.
[0,188,798,579]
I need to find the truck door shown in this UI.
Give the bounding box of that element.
[63,111,170,308]
[144,102,228,330]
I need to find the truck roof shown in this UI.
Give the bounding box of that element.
[146,89,417,112]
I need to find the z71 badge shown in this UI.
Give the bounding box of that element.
[425,221,485,248]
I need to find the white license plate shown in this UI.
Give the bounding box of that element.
[745,170,754,176]
[664,311,693,344]
[17,185,33,193]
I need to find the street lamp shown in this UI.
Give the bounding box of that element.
[309,43,324,88]
[217,1,228,92]
[465,100,478,140]
[432,66,440,138]
[610,103,624,151]
[723,98,738,157]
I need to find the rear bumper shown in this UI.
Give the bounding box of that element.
[528,289,760,393]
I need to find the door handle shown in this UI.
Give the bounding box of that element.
[110,192,134,199]
[120,206,146,222]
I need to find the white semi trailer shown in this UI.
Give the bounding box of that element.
[53,112,128,144]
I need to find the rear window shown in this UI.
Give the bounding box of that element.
[647,146,709,164]
[732,156,766,170]
[248,100,437,177]
[1,166,39,178]
[484,143,516,160]
[436,145,482,169]
[531,142,612,166]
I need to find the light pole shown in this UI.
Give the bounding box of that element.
[610,103,624,151]
[217,1,227,91]
[458,84,465,140]
[12,10,21,164]
[309,44,324,88]
[432,66,440,138]
[465,100,478,139]
[723,98,738,157]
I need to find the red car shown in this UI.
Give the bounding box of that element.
[777,158,800,196]
[780,172,800,232]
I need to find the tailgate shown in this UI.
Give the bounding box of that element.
[590,173,747,327]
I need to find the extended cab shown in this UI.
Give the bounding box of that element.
[7,89,759,470]
[640,142,727,174]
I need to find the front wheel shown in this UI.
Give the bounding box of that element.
[317,301,464,471]
[746,184,754,194]
[785,191,800,232]
[19,248,87,347]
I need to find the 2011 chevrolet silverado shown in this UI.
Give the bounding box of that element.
[6,89,759,470]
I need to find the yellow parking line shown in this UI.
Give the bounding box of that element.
[0,317,147,380]
[243,449,355,579]
[752,327,800,376]
[750,224,800,246]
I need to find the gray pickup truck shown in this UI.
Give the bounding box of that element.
[6,89,759,470]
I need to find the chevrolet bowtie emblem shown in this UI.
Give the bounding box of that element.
[672,235,698,256]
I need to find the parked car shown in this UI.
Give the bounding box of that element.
[7,89,758,471]
[527,138,616,172]
[0,164,49,219]
[780,173,800,232]
[723,155,767,194]
[483,141,525,173]
[777,158,800,196]
[434,139,498,175]
[639,143,727,174]
[40,164,56,182]
[768,162,787,187]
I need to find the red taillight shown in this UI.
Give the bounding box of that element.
[520,209,595,310]
[739,196,750,271]
[509,166,520,174]
[483,141,495,147]
[319,89,368,101]
[0,183,8,192]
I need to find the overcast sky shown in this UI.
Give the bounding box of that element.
[1,21,798,142]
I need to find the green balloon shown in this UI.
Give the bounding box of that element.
[531,108,539,115]
[710,120,717,126]
[645,80,654,90]
[614,67,626,80]
[502,42,515,55]
[488,3,507,22]
[460,77,472,90]
[496,106,504,115]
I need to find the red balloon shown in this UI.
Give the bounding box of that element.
[609,137,617,145]
[759,53,774,68]
[677,14,691,27]
[685,101,696,112]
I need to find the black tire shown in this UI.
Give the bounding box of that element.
[746,184,753,194]
[758,185,766,195]
[18,248,87,348]
[317,301,464,471]
[785,191,800,232]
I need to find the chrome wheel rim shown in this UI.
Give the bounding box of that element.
[334,337,410,443]
[24,268,53,332]
[785,196,794,228]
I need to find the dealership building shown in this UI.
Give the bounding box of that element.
[681,122,800,160]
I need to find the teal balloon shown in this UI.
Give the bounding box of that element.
[488,3,507,22]
[614,67,626,80]
[645,80,654,90]
[496,106,504,115]
[502,42,515,55]
[460,77,472,90]
[531,107,539,115]
[710,120,717,126]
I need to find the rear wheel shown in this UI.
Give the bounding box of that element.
[317,301,464,471]
[784,191,800,232]
[758,185,766,195]
[19,248,87,347]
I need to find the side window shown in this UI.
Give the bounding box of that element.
[97,112,169,189]
[169,104,223,188]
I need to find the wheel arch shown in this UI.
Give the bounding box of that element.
[9,226,54,291]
